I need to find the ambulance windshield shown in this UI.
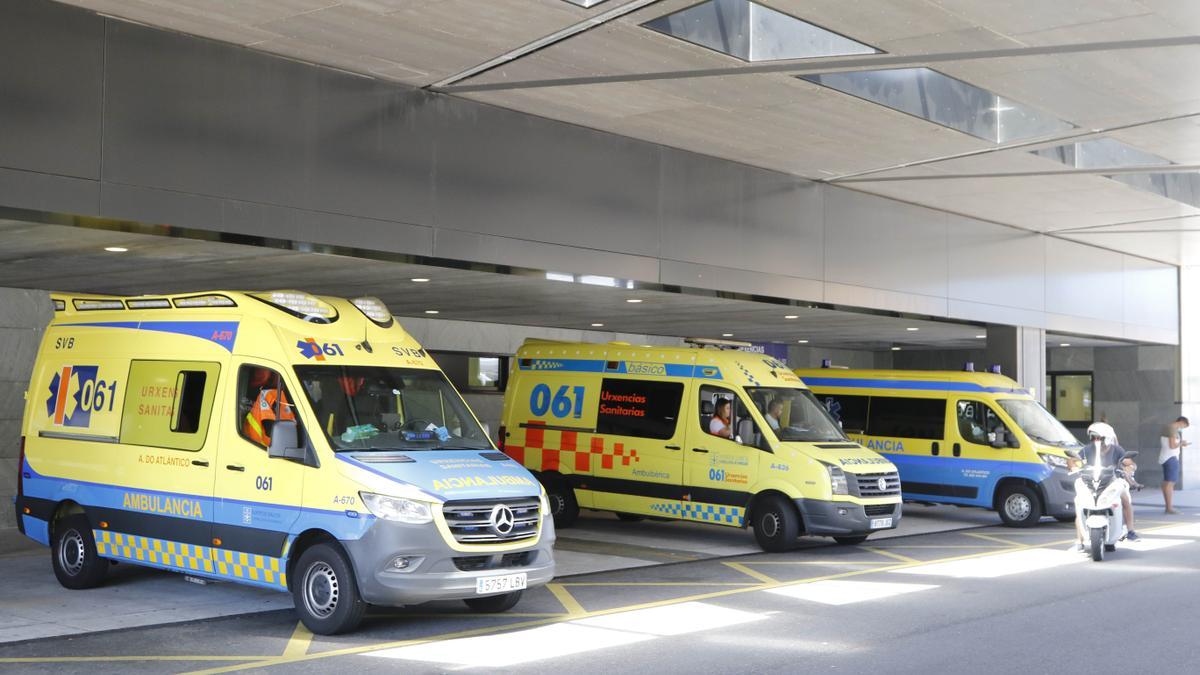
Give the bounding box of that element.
[997,398,1080,448]
[294,365,491,451]
[744,386,848,443]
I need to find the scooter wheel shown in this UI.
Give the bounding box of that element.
[1089,529,1105,561]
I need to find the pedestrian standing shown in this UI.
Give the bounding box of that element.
[1159,416,1190,514]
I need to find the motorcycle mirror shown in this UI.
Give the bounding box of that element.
[1124,450,1139,459]
[1065,448,1081,459]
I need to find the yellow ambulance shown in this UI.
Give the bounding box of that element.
[15,291,554,634]
[499,339,902,551]
[796,367,1082,527]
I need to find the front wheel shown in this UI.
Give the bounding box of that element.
[752,495,801,552]
[51,514,108,589]
[292,543,367,635]
[1089,528,1105,562]
[997,484,1043,527]
[833,535,869,545]
[463,590,523,613]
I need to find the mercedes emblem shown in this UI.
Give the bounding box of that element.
[489,504,516,536]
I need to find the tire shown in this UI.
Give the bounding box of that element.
[752,494,801,552]
[1089,528,1105,562]
[615,513,644,522]
[463,590,523,613]
[544,477,579,529]
[997,484,1042,528]
[51,514,108,589]
[292,543,367,635]
[833,535,869,545]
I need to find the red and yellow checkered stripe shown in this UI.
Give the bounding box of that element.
[504,420,640,473]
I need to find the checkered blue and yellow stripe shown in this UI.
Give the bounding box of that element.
[94,530,287,590]
[650,502,744,525]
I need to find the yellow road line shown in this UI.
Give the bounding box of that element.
[281,622,313,658]
[747,560,893,565]
[962,532,1022,546]
[0,657,273,663]
[877,544,1011,549]
[546,583,586,616]
[564,582,759,587]
[722,562,777,584]
[865,546,920,563]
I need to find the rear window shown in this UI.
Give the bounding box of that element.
[595,378,684,440]
[818,394,869,434]
[867,396,945,440]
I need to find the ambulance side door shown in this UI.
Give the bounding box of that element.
[949,398,1014,504]
[212,361,308,577]
[683,385,759,524]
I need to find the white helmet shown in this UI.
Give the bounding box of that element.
[1086,422,1117,445]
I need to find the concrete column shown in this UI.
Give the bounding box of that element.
[1178,267,1200,488]
[985,324,1046,403]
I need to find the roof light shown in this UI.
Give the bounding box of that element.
[891,346,902,351]
[626,298,643,304]
[252,291,336,320]
[906,327,920,331]
[351,297,393,326]
[126,299,171,309]
[52,299,66,311]
[73,299,125,311]
[425,309,440,315]
[591,323,605,327]
[722,333,734,337]
[546,272,574,282]
[1059,343,1071,347]
[173,294,237,308]
[785,315,799,319]
[410,278,430,283]
[644,0,878,62]
[103,246,128,253]
[797,339,809,344]
[800,67,1074,143]
[975,334,987,339]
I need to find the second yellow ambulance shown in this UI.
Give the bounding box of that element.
[500,339,902,551]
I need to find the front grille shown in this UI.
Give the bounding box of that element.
[442,497,540,544]
[850,472,901,498]
[453,551,537,572]
[864,504,894,517]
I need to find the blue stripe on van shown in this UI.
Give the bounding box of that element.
[60,321,239,352]
[801,377,1025,394]
[520,359,720,380]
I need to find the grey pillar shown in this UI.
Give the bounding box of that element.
[985,325,1046,403]
[1179,267,1200,489]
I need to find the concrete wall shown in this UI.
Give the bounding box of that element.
[0,288,53,529]
[0,0,1180,346]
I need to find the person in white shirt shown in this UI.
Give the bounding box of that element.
[709,399,733,439]
[1159,416,1190,514]
[765,399,783,432]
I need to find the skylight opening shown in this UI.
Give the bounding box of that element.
[563,0,609,7]
[1031,138,1195,207]
[643,0,878,63]
[799,67,1074,144]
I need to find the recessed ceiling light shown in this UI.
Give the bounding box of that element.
[905,327,920,332]
[722,333,734,337]
[1059,343,1071,347]
[591,323,604,327]
[104,246,128,253]
[891,346,902,351]
[797,339,809,344]
[975,334,986,339]
[626,298,643,303]
[424,310,439,314]
[784,315,799,319]
[411,278,430,283]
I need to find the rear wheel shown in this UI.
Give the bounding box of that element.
[833,535,869,545]
[752,494,800,552]
[463,590,523,613]
[51,514,108,590]
[997,484,1042,527]
[1089,528,1105,561]
[543,477,578,528]
[292,543,366,635]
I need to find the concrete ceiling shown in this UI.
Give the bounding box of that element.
[0,219,1131,350]
[51,0,1200,266]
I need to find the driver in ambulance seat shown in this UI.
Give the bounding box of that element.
[243,367,295,447]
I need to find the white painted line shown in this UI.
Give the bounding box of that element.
[1149,523,1200,537]
[365,623,653,667]
[765,580,938,606]
[1124,537,1193,551]
[573,601,766,636]
[890,548,1082,578]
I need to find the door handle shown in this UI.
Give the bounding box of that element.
[665,445,681,450]
[692,448,709,454]
[931,441,940,456]
[226,464,245,472]
[191,460,209,467]
[953,443,962,457]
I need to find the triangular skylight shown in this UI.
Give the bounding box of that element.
[643,0,878,62]
[1031,138,1196,207]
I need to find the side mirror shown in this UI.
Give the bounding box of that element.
[268,421,306,461]
[1124,450,1140,460]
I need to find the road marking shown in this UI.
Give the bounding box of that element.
[962,532,1022,546]
[1122,537,1193,551]
[891,547,1082,578]
[0,657,275,663]
[565,582,759,586]
[766,580,938,606]
[1146,523,1200,537]
[366,623,653,667]
[547,583,586,616]
[573,601,765,636]
[747,560,893,565]
[723,561,776,584]
[281,622,312,658]
[865,547,919,563]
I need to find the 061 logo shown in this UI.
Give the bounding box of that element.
[297,338,344,361]
[46,365,117,428]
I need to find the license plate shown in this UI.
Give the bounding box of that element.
[870,517,893,529]
[476,572,527,595]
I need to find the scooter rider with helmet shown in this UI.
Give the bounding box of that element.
[1071,422,1139,553]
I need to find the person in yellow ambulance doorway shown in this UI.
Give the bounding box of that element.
[708,398,734,439]
[241,367,296,447]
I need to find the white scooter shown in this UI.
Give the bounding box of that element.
[1072,450,1138,562]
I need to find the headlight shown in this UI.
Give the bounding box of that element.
[824,463,849,495]
[359,492,433,524]
[1040,453,1069,469]
[539,488,551,516]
